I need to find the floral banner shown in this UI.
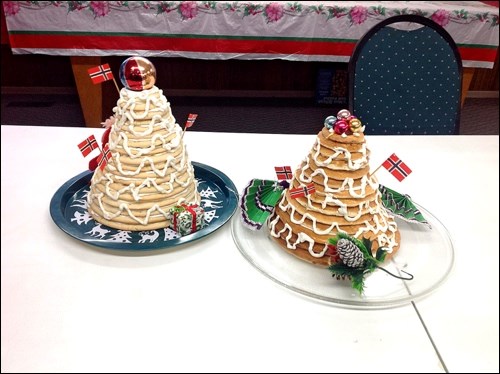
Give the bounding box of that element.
[3,1,499,67]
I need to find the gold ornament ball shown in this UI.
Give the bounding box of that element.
[349,118,363,132]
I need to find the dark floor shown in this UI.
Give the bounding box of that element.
[1,92,498,135]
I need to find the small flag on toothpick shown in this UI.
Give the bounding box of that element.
[77,135,99,157]
[182,113,198,138]
[88,64,114,84]
[274,166,293,181]
[88,63,120,94]
[289,183,316,199]
[97,144,111,171]
[382,153,412,182]
[185,113,198,128]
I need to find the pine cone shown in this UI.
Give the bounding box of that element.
[337,238,365,268]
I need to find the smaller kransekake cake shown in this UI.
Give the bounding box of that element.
[267,110,400,267]
[87,57,200,231]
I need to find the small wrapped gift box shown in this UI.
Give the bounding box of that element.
[169,204,206,236]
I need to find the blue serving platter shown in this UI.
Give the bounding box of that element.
[50,162,238,251]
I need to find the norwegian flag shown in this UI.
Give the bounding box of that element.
[88,64,114,84]
[382,153,412,182]
[289,183,316,199]
[77,135,99,157]
[274,166,293,181]
[98,144,111,171]
[185,113,198,128]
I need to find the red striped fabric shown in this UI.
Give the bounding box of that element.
[7,33,497,64]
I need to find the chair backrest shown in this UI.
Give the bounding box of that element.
[349,15,462,135]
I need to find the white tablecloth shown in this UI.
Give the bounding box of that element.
[1,125,499,372]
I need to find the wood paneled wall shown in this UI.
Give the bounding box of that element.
[470,51,499,91]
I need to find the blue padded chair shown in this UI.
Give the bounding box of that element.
[349,15,462,135]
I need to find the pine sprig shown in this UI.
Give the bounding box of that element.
[351,272,367,294]
[327,233,389,295]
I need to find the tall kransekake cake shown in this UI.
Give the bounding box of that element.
[87,57,200,231]
[268,110,400,267]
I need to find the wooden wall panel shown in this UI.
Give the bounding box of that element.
[2,50,498,96]
[470,51,499,91]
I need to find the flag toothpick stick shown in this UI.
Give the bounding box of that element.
[112,77,120,95]
[369,164,383,178]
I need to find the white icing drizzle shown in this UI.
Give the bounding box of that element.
[268,128,399,256]
[111,86,177,137]
[90,191,198,224]
[268,215,328,258]
[299,165,378,198]
[304,195,376,222]
[101,173,184,202]
[113,127,182,159]
[278,193,397,246]
[111,147,187,177]
[87,85,200,227]
[269,202,397,254]
[311,139,368,170]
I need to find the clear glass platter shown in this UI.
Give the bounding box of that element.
[50,162,238,252]
[231,203,454,309]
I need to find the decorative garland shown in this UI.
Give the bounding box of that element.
[327,233,413,295]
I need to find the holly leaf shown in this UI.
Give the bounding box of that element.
[362,237,373,256]
[328,265,370,295]
[328,262,355,277]
[376,247,388,262]
[328,236,339,246]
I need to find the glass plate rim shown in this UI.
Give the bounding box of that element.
[231,202,455,309]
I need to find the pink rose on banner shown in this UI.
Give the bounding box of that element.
[265,2,284,23]
[90,1,110,17]
[431,9,450,27]
[3,1,20,16]
[179,1,198,20]
[350,6,368,25]
[68,1,86,11]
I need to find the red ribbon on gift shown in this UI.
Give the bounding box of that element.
[173,204,200,233]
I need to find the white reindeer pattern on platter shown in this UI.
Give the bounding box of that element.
[138,230,160,243]
[85,223,110,238]
[68,181,225,244]
[201,199,223,209]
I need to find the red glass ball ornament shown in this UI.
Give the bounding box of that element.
[119,57,157,91]
[334,120,349,134]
